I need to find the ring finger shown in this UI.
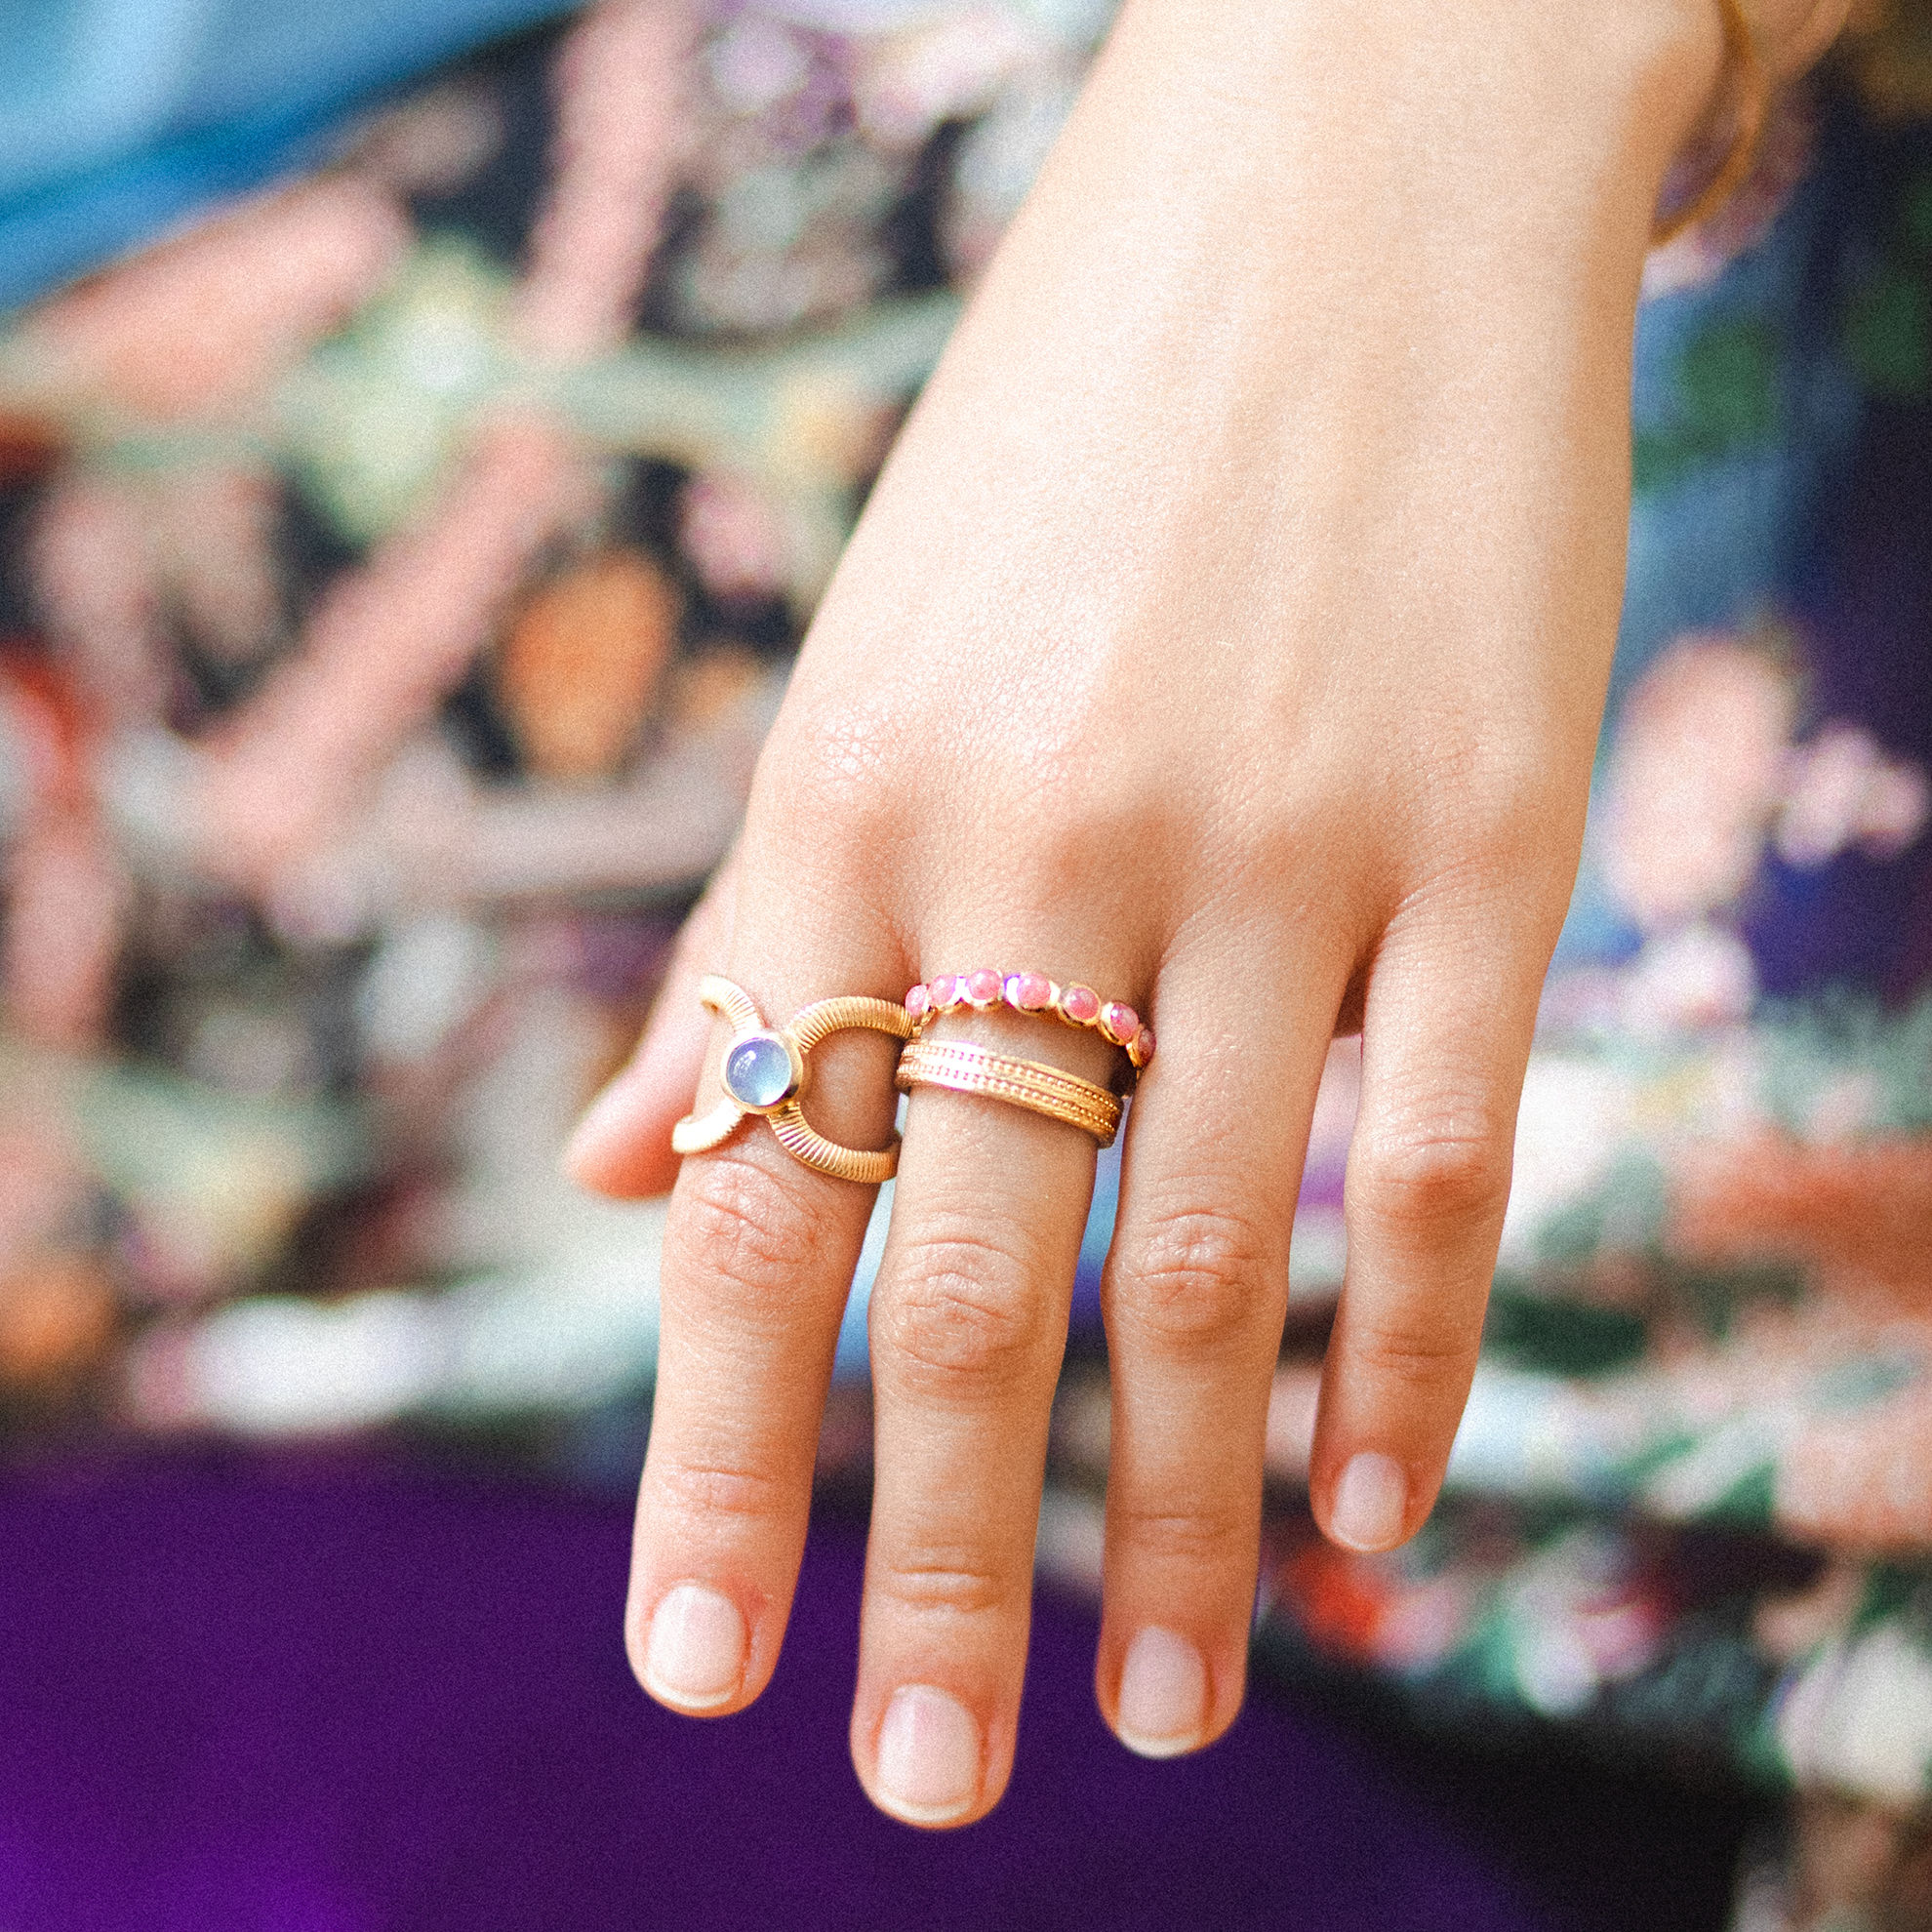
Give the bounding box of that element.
[1097,935,1347,1757]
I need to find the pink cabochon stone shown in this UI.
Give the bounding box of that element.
[905,984,929,1020]
[1132,1024,1156,1066]
[965,968,1003,1005]
[1099,1002,1139,1047]
[927,974,958,1010]
[1061,985,1101,1025]
[1006,971,1053,1012]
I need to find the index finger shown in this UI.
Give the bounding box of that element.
[624,879,906,1716]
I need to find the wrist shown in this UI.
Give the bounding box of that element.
[1096,0,1834,268]
[1091,0,1708,252]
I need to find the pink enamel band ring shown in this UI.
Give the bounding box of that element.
[906,969,1155,1073]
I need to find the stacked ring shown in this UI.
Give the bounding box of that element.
[896,1038,1123,1147]
[905,969,1155,1072]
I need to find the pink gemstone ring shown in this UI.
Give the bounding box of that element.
[905,969,1155,1072]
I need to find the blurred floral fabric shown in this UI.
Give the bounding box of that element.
[2,0,1932,1898]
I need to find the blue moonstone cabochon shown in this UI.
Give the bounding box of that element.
[723,1032,796,1109]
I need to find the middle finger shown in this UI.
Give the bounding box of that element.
[855,980,1126,1827]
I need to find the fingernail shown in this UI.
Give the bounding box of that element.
[875,1685,982,1824]
[1329,1451,1409,1552]
[1115,1627,1209,1758]
[642,1584,747,1711]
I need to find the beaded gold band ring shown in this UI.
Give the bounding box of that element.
[905,969,1154,1072]
[671,975,912,1184]
[896,1038,1123,1147]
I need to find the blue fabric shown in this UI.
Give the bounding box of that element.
[0,0,578,309]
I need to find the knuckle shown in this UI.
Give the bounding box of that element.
[874,1224,1048,1389]
[1115,1201,1276,1347]
[1408,716,1550,836]
[672,1156,834,1320]
[1343,1313,1481,1395]
[741,721,912,911]
[649,1448,786,1532]
[1351,1113,1512,1230]
[1415,786,1586,935]
[760,703,906,839]
[874,1544,1011,1620]
[999,788,1135,898]
[1108,1495,1251,1566]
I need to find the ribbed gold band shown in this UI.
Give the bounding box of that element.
[896,1039,1122,1147]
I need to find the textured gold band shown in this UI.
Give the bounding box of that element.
[767,1100,899,1185]
[896,1039,1123,1147]
[790,994,913,1055]
[671,976,911,1183]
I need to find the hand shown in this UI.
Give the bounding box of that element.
[568,0,1814,1826]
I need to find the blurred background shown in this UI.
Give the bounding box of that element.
[2,2,1932,1926]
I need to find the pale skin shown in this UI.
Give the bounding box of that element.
[565,0,1850,1828]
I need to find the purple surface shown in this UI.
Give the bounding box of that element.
[0,1453,1561,1932]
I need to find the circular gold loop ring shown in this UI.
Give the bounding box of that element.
[670,975,911,1182]
[896,1038,1122,1147]
[768,1101,897,1186]
[790,994,914,1056]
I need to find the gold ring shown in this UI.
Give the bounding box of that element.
[895,1038,1123,1147]
[672,975,912,1184]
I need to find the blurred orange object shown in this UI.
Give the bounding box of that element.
[0,414,63,484]
[498,548,679,780]
[0,1253,115,1386]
